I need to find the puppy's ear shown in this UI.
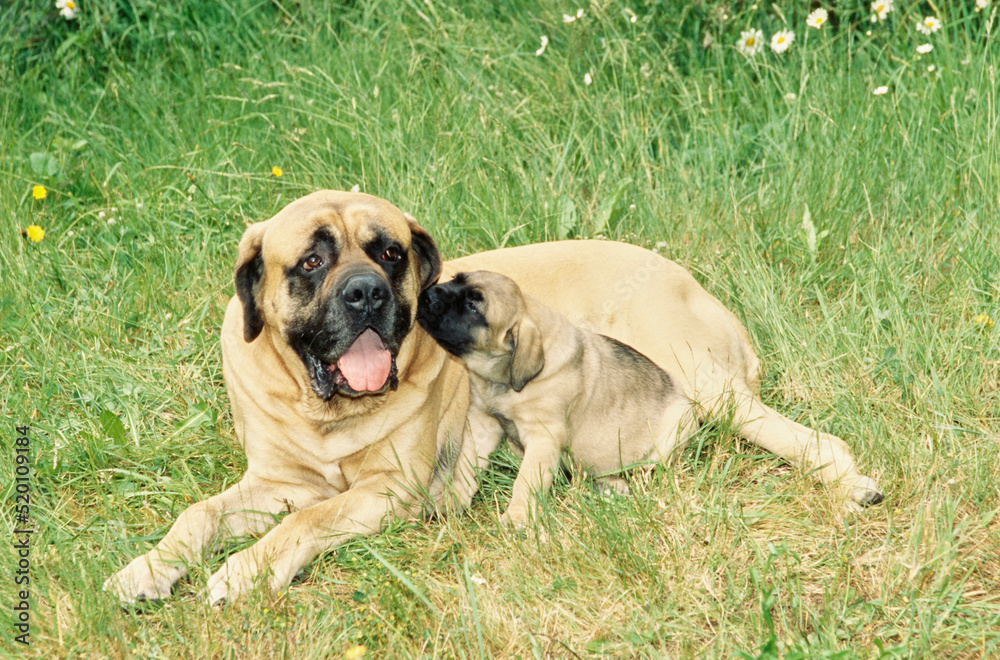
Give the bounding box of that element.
[405,213,442,292]
[508,316,544,392]
[234,222,267,342]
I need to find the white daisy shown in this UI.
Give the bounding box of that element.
[770,29,795,54]
[806,8,828,30]
[870,0,893,22]
[916,43,933,54]
[535,35,548,56]
[56,0,77,20]
[976,0,989,13]
[737,29,764,57]
[584,71,593,85]
[563,8,584,23]
[917,16,941,35]
[873,85,889,95]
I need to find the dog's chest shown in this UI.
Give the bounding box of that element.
[491,411,524,452]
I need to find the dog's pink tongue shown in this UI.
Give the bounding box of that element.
[336,329,391,392]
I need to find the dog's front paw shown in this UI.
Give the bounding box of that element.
[103,553,179,604]
[206,549,264,606]
[207,546,293,606]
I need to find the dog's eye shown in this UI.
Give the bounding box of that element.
[465,300,480,313]
[380,247,402,263]
[302,254,324,272]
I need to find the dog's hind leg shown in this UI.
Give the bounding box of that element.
[647,396,700,465]
[730,393,883,506]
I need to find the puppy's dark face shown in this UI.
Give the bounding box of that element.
[418,271,540,389]
[416,272,492,358]
[234,191,441,401]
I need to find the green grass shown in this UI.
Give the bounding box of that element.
[3,0,999,657]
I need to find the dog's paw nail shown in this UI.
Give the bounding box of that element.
[860,490,884,507]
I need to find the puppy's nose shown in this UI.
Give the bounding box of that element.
[342,273,388,313]
[420,288,443,317]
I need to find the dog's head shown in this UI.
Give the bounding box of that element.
[234,191,441,400]
[417,270,543,392]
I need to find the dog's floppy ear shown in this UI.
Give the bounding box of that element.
[234,222,267,342]
[507,316,544,392]
[404,213,442,291]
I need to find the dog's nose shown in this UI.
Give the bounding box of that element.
[342,273,389,314]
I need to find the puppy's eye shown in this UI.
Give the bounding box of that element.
[302,254,324,272]
[380,247,402,263]
[465,300,480,313]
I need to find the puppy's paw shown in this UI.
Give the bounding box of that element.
[438,480,479,517]
[592,475,630,497]
[103,554,178,605]
[500,507,551,543]
[500,509,529,531]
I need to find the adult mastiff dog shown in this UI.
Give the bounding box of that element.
[105,190,882,605]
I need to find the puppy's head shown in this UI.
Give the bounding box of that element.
[417,271,543,391]
[233,190,441,401]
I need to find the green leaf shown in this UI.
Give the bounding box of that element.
[99,409,127,444]
[173,400,215,434]
[802,204,817,255]
[30,152,47,176]
[556,197,578,240]
[594,178,632,235]
[367,546,437,614]
[29,152,60,178]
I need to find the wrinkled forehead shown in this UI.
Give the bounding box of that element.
[458,271,524,322]
[462,271,521,297]
[263,193,410,261]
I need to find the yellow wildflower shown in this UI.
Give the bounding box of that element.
[26,225,45,243]
[272,166,283,177]
[973,313,994,330]
[344,645,367,660]
[32,185,47,200]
